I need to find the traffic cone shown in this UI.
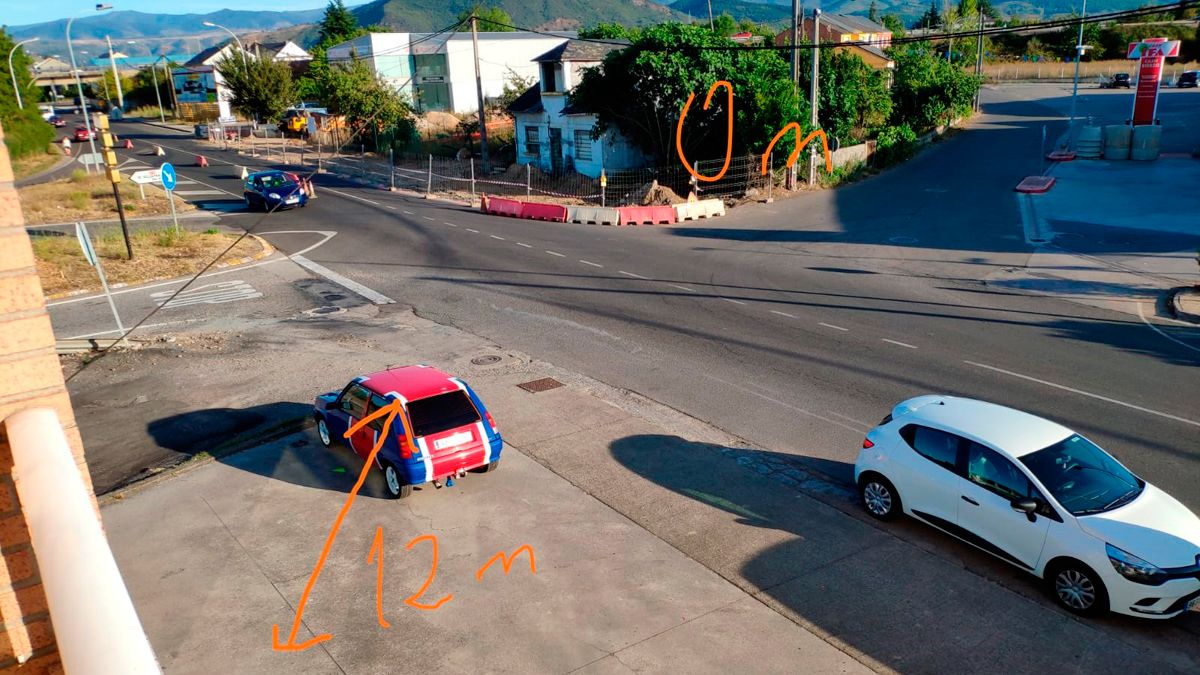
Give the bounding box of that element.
[155,145,165,156]
[196,155,208,168]
[123,138,133,149]
[306,178,316,198]
[240,166,248,180]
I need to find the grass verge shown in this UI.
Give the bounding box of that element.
[19,171,197,225]
[13,149,62,181]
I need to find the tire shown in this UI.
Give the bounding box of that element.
[245,196,256,212]
[381,461,412,499]
[859,473,901,521]
[316,417,331,447]
[1046,560,1108,617]
[482,459,499,473]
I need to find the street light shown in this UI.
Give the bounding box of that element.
[68,4,113,173]
[1067,0,1089,142]
[202,21,248,68]
[8,37,38,110]
[105,35,125,110]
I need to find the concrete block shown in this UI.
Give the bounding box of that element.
[565,206,621,225]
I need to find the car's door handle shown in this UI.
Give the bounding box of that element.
[961,495,979,506]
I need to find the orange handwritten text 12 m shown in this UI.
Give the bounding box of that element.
[675,80,834,182]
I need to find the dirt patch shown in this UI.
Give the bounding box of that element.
[33,228,269,296]
[13,149,62,180]
[622,180,685,206]
[19,171,197,225]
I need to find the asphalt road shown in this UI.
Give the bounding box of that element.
[76,84,1198,513]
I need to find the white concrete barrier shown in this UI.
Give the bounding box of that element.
[566,206,622,225]
[673,199,726,221]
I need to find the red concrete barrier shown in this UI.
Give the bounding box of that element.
[484,196,523,217]
[518,201,567,222]
[1046,150,1076,162]
[617,205,676,225]
[1015,176,1055,194]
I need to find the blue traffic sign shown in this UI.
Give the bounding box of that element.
[160,162,176,191]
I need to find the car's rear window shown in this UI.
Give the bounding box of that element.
[407,391,480,437]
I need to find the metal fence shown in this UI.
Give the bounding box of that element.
[319,151,787,207]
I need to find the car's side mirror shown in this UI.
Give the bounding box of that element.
[1011,498,1038,522]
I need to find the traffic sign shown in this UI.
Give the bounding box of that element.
[78,152,104,165]
[1127,39,1180,59]
[160,162,176,191]
[129,169,162,185]
[75,221,97,267]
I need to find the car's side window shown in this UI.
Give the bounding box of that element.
[340,384,370,419]
[966,441,1029,502]
[900,425,960,472]
[365,395,390,432]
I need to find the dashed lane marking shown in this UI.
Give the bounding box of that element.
[770,310,796,318]
[580,260,603,268]
[721,298,746,305]
[546,251,565,257]
[517,243,532,248]
[670,284,697,292]
[819,322,849,331]
[619,271,647,279]
[882,338,917,349]
[491,235,506,240]
[466,228,480,233]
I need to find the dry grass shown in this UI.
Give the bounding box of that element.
[985,59,1200,81]
[13,150,62,181]
[18,172,197,226]
[33,228,267,296]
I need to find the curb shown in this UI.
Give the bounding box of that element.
[14,153,76,188]
[42,234,276,300]
[1169,287,1200,324]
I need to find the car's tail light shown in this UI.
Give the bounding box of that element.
[862,438,875,449]
[486,411,498,433]
[399,441,412,459]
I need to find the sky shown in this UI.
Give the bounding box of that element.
[1,1,365,27]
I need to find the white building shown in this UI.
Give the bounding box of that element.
[173,40,310,121]
[326,31,573,114]
[508,40,646,179]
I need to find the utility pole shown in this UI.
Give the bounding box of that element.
[163,56,179,114]
[789,0,801,189]
[105,35,124,110]
[150,58,166,122]
[707,0,715,30]
[974,10,984,111]
[1068,0,1088,137]
[945,0,953,62]
[808,9,821,186]
[471,14,490,173]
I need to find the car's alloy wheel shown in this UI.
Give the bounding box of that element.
[863,481,893,516]
[1054,568,1096,611]
[317,418,331,447]
[382,462,412,499]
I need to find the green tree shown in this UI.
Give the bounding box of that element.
[0,28,54,160]
[711,13,738,37]
[497,67,536,110]
[325,58,416,150]
[918,0,942,29]
[579,23,638,40]
[815,51,892,145]
[869,0,879,23]
[978,0,1000,20]
[318,0,360,47]
[890,42,981,131]
[214,55,297,123]
[456,5,516,31]
[958,0,977,19]
[881,15,906,37]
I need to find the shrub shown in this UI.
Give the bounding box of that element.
[875,123,919,167]
[68,191,88,210]
[70,169,87,183]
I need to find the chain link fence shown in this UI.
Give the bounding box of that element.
[317,151,788,207]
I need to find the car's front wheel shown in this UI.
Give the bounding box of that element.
[859,473,901,521]
[382,461,412,499]
[316,417,331,447]
[245,195,256,212]
[1047,560,1108,617]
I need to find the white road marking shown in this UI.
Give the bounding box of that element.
[819,322,849,331]
[619,271,647,279]
[770,310,796,318]
[466,228,480,233]
[702,373,868,436]
[443,222,457,227]
[963,360,1200,429]
[825,411,874,429]
[322,187,380,206]
[580,260,603,268]
[385,205,397,210]
[546,250,565,257]
[423,216,435,221]
[63,320,197,339]
[670,284,697,292]
[491,235,505,240]
[403,210,414,215]
[721,298,746,305]
[172,189,225,196]
[516,242,532,248]
[291,255,395,305]
[882,338,917,349]
[1136,300,1200,355]
[151,280,261,308]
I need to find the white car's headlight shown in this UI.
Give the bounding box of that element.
[268,193,281,200]
[1106,544,1167,585]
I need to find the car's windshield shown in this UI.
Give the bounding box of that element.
[259,174,291,189]
[1019,435,1142,516]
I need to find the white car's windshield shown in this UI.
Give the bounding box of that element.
[1020,435,1143,516]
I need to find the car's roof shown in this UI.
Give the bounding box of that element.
[358,366,462,402]
[250,170,289,179]
[897,396,1073,458]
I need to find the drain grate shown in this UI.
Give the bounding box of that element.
[517,377,563,393]
[471,355,502,366]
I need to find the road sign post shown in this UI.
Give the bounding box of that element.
[1127,39,1180,127]
[75,221,128,347]
[130,168,161,203]
[160,162,180,235]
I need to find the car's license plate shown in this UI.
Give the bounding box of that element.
[1187,596,1200,612]
[433,430,472,451]
[286,197,299,204]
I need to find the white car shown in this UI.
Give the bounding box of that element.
[854,395,1200,619]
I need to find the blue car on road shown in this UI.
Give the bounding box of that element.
[243,170,308,211]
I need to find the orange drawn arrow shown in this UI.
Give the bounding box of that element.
[271,399,403,651]
[676,80,735,183]
[760,123,832,176]
[367,527,391,629]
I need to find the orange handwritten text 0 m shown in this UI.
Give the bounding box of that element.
[675,81,833,181]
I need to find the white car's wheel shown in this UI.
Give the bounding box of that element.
[859,473,901,521]
[1048,561,1108,617]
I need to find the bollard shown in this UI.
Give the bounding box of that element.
[470,157,475,202]
[426,154,433,197]
[526,164,531,198]
[766,152,774,203]
[281,137,287,164]
[389,148,394,190]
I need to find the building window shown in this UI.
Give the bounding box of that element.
[541,62,561,93]
[573,130,593,161]
[525,126,541,157]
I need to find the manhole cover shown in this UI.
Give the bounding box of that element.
[303,305,345,316]
[517,377,564,393]
[889,236,918,244]
[471,355,502,366]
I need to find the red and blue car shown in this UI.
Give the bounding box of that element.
[313,366,502,498]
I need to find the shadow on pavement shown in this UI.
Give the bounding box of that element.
[610,433,1200,674]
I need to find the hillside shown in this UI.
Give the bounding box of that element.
[8,8,327,42]
[351,0,679,32]
[662,0,1168,25]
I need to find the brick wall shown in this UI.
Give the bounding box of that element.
[0,120,98,672]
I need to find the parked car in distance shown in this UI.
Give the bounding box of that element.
[46,115,66,128]
[72,126,95,141]
[312,366,503,498]
[1177,71,1198,88]
[242,170,308,211]
[855,395,1200,619]
[1101,73,1131,89]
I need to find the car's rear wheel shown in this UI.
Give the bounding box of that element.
[859,473,901,521]
[1046,560,1108,617]
[245,196,256,212]
[382,461,412,499]
[316,418,331,447]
